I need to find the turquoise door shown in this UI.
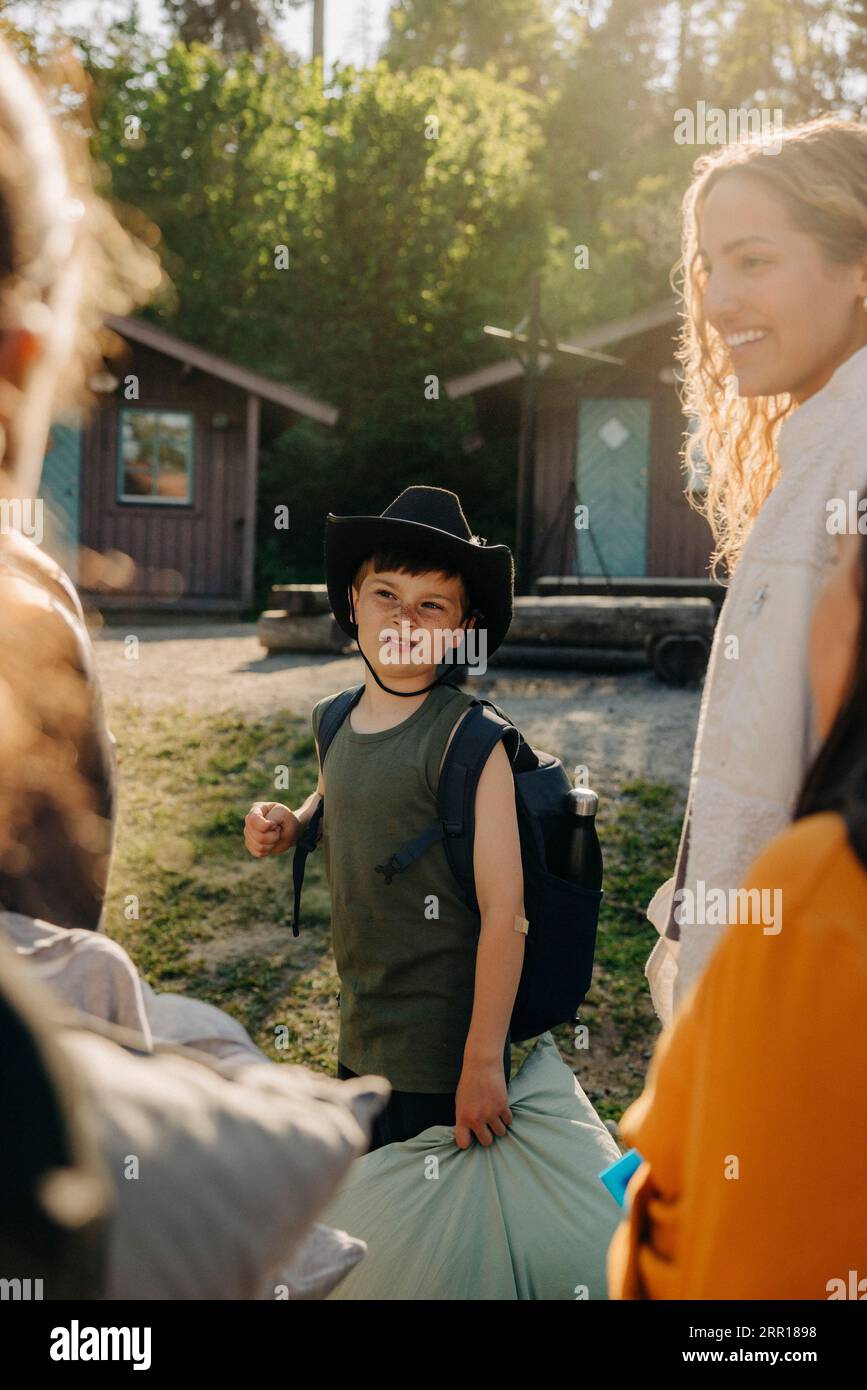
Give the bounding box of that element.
[40,416,82,577]
[575,398,650,577]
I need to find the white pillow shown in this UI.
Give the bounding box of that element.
[58,1027,389,1300]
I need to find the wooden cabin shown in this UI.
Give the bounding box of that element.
[39,315,338,612]
[446,299,715,594]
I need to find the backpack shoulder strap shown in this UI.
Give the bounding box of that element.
[289,684,364,938]
[471,698,537,772]
[438,701,520,829]
[316,683,364,765]
[371,699,519,892]
[435,701,522,910]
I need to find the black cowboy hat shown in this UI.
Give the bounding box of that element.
[325,486,514,657]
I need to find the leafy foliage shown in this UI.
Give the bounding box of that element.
[86,40,547,581]
[19,0,866,586]
[160,0,298,54]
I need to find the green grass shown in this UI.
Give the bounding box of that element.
[105,702,683,1122]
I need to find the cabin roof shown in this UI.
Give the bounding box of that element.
[445,297,679,400]
[105,314,339,426]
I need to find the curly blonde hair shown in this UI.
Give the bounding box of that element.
[677,116,867,580]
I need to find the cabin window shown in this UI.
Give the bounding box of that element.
[118,409,194,504]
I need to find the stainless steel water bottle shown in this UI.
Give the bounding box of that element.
[561,786,603,890]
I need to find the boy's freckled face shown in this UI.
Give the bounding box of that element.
[352,568,471,679]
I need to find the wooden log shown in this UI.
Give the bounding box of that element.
[258,590,716,664]
[267,583,331,615]
[504,596,715,649]
[488,644,648,673]
[257,610,352,653]
[648,632,711,686]
[535,574,726,612]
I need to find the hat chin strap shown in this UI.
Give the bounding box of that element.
[348,589,474,698]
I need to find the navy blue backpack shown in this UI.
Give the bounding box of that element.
[289,684,603,1043]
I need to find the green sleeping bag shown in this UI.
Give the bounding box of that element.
[321,1032,622,1300]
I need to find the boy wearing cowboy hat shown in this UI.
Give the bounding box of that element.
[244,487,526,1151]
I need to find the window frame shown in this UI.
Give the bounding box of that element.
[116,407,195,507]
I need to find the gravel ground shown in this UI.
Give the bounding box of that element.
[92,619,702,793]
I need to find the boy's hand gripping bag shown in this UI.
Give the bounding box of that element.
[320,1033,622,1300]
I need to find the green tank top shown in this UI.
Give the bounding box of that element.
[312,682,480,1092]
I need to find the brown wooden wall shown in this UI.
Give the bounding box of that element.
[530,382,581,579]
[80,343,250,600]
[530,332,714,582]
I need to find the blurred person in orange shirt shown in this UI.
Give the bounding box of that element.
[609,517,867,1299]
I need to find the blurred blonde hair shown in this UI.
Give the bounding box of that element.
[0,35,161,494]
[677,116,867,579]
[0,35,158,904]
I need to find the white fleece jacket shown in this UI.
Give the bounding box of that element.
[646,342,867,1024]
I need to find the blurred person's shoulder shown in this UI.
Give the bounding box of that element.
[0,529,83,625]
[0,532,90,666]
[0,570,80,665]
[665,811,867,1103]
[739,811,867,957]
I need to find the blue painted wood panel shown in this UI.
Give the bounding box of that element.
[41,416,82,572]
[575,397,650,577]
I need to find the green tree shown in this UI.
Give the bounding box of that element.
[383,0,565,92]
[63,0,867,592]
[88,42,549,582]
[160,0,299,54]
[705,0,851,113]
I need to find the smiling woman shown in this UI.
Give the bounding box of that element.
[679,116,867,575]
[644,117,867,1021]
